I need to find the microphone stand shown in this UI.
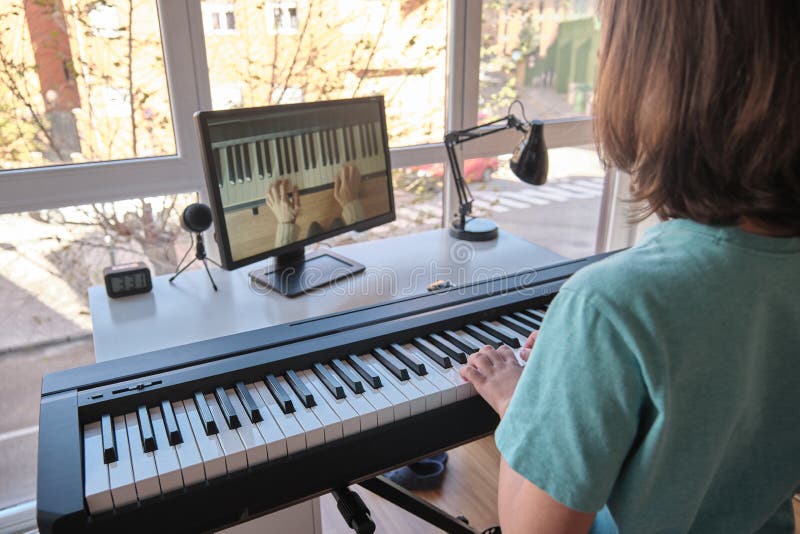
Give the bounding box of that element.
[169,232,221,291]
[445,114,529,241]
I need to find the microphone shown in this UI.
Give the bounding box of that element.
[181,203,213,233]
[171,203,219,290]
[509,120,548,186]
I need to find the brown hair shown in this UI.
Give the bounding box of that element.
[594,1,800,233]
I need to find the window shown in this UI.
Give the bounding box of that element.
[479,0,600,120]
[205,0,448,147]
[202,2,236,35]
[0,0,176,171]
[268,2,299,35]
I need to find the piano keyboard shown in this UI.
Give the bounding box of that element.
[37,254,613,533]
[211,121,386,213]
[81,312,544,514]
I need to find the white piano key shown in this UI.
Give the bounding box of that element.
[148,407,184,493]
[236,391,288,462]
[414,344,473,401]
[295,370,344,443]
[315,130,334,186]
[225,388,270,466]
[322,364,378,430]
[171,401,207,486]
[124,412,161,500]
[357,361,410,421]
[293,135,307,189]
[84,421,114,514]
[363,354,425,416]
[401,343,457,406]
[108,415,137,508]
[183,399,227,480]
[250,381,306,455]
[248,142,262,179]
[304,370,362,436]
[443,357,477,397]
[338,364,395,426]
[205,394,248,472]
[400,365,443,411]
[274,375,326,448]
[305,132,322,188]
[267,137,279,181]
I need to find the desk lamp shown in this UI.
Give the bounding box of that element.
[445,105,548,241]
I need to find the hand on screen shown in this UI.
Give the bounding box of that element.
[334,165,362,208]
[266,179,300,223]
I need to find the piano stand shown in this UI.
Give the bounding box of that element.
[333,475,479,534]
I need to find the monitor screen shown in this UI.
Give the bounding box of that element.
[195,97,395,270]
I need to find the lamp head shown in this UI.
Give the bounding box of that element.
[510,120,548,185]
[181,203,213,233]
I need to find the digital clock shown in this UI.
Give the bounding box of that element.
[103,262,153,298]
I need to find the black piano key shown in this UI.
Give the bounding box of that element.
[526,308,547,321]
[136,405,157,453]
[347,354,382,389]
[226,146,236,184]
[372,348,410,381]
[307,133,317,167]
[283,137,293,174]
[411,337,452,368]
[193,392,219,435]
[348,126,357,160]
[213,148,224,188]
[427,333,468,364]
[497,314,535,336]
[330,358,365,394]
[255,141,265,177]
[234,145,244,182]
[323,129,332,164]
[235,381,263,423]
[313,363,346,399]
[214,386,241,429]
[342,127,350,161]
[300,133,309,170]
[387,343,427,376]
[290,136,299,173]
[100,414,117,464]
[285,370,316,408]
[441,329,481,354]
[319,130,327,166]
[359,124,367,158]
[328,129,336,164]
[160,400,182,446]
[242,145,252,179]
[512,311,542,329]
[464,324,502,348]
[371,123,379,156]
[264,374,295,414]
[331,128,340,163]
[478,320,521,348]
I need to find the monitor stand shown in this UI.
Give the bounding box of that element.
[248,248,365,298]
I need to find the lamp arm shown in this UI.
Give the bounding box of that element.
[444,114,529,229]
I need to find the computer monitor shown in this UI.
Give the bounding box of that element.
[195,96,395,296]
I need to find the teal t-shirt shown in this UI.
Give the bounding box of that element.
[495,219,800,533]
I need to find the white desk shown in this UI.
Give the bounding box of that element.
[87,228,564,532]
[89,229,564,361]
